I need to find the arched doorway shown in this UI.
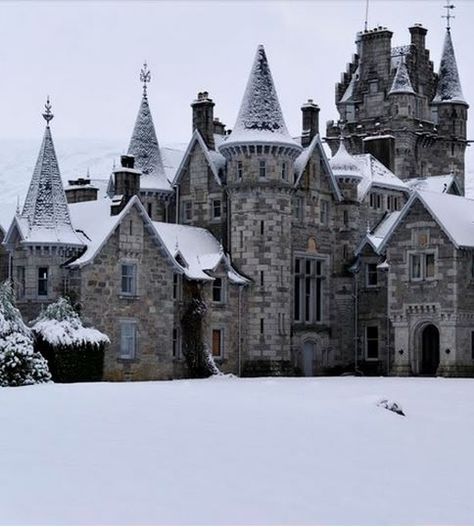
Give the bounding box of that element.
[421,325,440,375]
[302,341,316,376]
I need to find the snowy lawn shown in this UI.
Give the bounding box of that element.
[1,377,474,525]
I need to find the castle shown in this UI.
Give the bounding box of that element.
[1,18,472,379]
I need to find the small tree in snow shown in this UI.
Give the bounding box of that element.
[0,282,51,387]
[32,297,109,383]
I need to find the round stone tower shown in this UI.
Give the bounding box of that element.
[219,45,302,375]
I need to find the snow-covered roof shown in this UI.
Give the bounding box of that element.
[293,134,343,201]
[405,175,460,195]
[11,120,83,247]
[128,94,171,192]
[220,45,301,152]
[389,57,415,95]
[378,190,474,252]
[329,140,363,181]
[152,221,248,284]
[173,130,226,187]
[432,29,467,106]
[355,211,402,255]
[354,153,409,200]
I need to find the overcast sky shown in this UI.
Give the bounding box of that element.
[1,0,473,150]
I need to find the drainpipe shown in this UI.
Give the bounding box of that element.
[238,284,243,376]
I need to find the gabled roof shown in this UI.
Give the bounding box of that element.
[173,130,226,187]
[220,45,301,151]
[354,153,409,200]
[405,174,461,195]
[389,57,415,95]
[152,221,248,284]
[433,29,467,106]
[128,94,171,192]
[378,190,474,253]
[355,211,402,256]
[67,196,177,270]
[11,114,83,247]
[293,134,343,201]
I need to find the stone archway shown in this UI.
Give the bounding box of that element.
[420,324,440,375]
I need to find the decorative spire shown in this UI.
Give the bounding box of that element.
[442,2,455,31]
[140,61,151,98]
[433,27,467,105]
[20,103,81,246]
[42,96,54,126]
[389,54,415,95]
[220,45,301,152]
[127,65,166,183]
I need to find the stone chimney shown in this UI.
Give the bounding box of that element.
[213,117,226,136]
[65,174,98,204]
[191,91,215,150]
[301,100,320,148]
[409,24,427,52]
[111,154,141,215]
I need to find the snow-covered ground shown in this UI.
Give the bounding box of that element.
[1,377,474,525]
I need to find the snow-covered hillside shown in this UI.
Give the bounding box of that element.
[1,377,473,525]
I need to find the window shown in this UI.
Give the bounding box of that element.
[294,196,304,221]
[182,201,193,223]
[16,266,25,299]
[260,271,264,287]
[281,162,287,180]
[212,329,223,357]
[38,267,48,296]
[212,199,222,220]
[121,263,137,295]
[343,210,349,227]
[172,273,181,300]
[212,277,224,302]
[471,331,474,360]
[173,327,181,358]
[366,326,379,360]
[237,161,243,179]
[410,253,435,281]
[259,160,266,179]
[471,254,474,279]
[320,200,329,225]
[260,221,264,236]
[366,263,378,287]
[120,321,137,359]
[260,319,264,335]
[147,203,152,217]
[294,257,324,323]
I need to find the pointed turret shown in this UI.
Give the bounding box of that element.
[220,45,301,154]
[433,29,467,106]
[127,63,168,189]
[389,57,415,95]
[329,139,363,182]
[21,98,82,246]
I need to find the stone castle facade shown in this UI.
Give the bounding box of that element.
[2,22,473,379]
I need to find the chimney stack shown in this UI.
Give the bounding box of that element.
[213,117,226,136]
[191,91,215,150]
[301,99,320,148]
[111,155,141,215]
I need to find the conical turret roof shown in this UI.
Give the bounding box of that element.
[221,45,301,151]
[389,57,415,95]
[21,101,82,246]
[329,139,363,181]
[433,29,467,105]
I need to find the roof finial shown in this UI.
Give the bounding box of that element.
[140,61,151,98]
[42,96,54,126]
[442,2,455,30]
[16,195,20,215]
[364,0,370,31]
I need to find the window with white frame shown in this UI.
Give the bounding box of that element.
[120,321,137,359]
[409,253,435,281]
[182,200,193,223]
[365,326,379,360]
[211,328,223,357]
[366,263,378,287]
[211,199,222,220]
[294,257,324,323]
[212,277,224,303]
[38,267,49,297]
[121,263,137,295]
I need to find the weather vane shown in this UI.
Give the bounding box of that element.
[42,96,54,126]
[140,61,151,97]
[442,2,455,30]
